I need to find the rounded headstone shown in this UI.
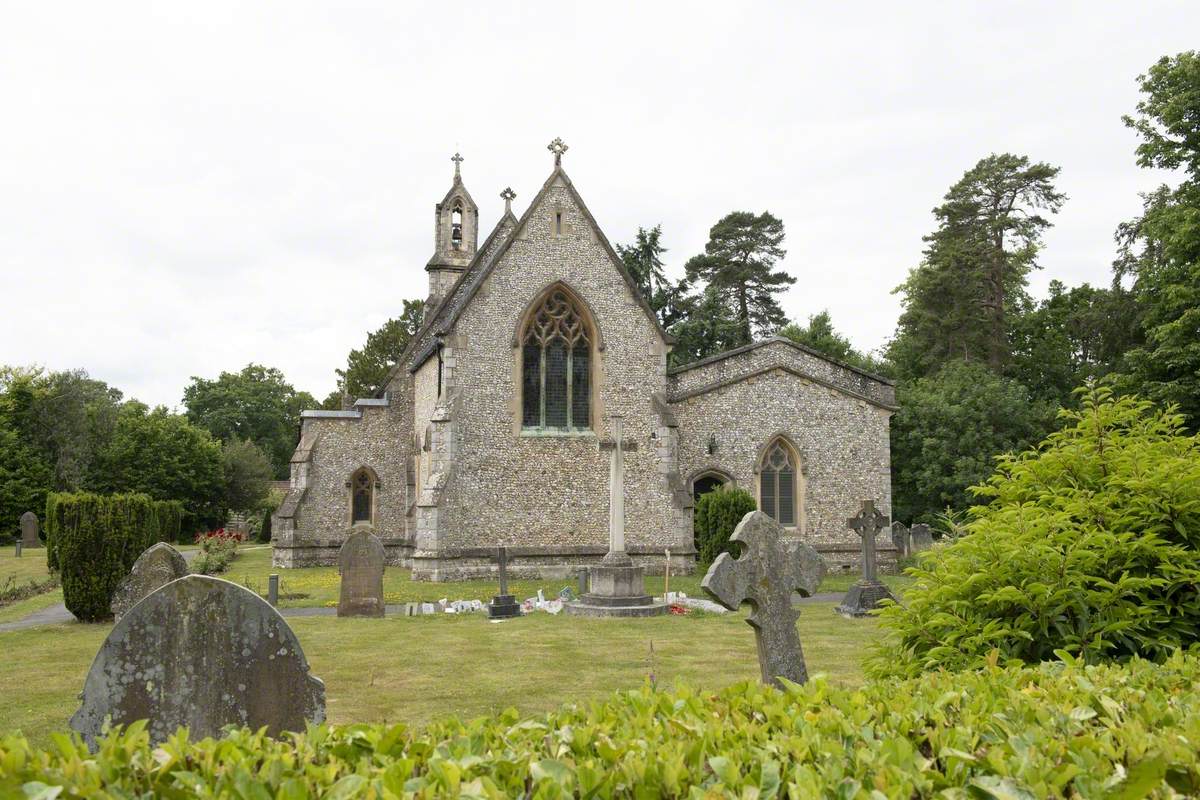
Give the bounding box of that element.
[71,574,325,749]
[337,529,385,617]
[110,542,190,621]
[19,511,39,548]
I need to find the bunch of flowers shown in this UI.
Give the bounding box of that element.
[192,528,243,575]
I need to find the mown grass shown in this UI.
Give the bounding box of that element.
[222,546,914,608]
[0,549,61,624]
[0,600,880,748]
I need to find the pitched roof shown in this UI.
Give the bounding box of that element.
[405,163,674,373]
[668,335,895,386]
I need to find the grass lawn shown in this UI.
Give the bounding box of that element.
[0,599,879,748]
[0,548,62,624]
[221,546,915,608]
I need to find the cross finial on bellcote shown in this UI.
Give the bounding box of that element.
[500,187,516,214]
[547,137,568,166]
[451,151,464,177]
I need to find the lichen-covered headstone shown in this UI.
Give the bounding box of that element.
[891,521,909,557]
[701,511,826,687]
[337,529,385,617]
[910,523,934,553]
[19,511,39,548]
[71,575,325,749]
[110,542,189,621]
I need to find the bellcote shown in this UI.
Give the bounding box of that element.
[427,152,479,271]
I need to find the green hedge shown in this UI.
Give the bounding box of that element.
[694,486,756,563]
[47,492,160,621]
[153,500,183,545]
[3,653,1198,797]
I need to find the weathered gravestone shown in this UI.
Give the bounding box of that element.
[110,542,189,621]
[71,575,325,749]
[836,500,899,618]
[909,523,934,553]
[701,511,826,687]
[488,546,521,620]
[19,511,39,548]
[891,521,909,558]
[337,529,385,617]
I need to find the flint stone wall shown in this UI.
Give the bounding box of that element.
[669,343,895,574]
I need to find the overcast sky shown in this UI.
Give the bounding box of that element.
[2,2,1197,408]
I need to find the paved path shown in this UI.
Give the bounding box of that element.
[0,585,848,631]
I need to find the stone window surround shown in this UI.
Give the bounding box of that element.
[510,281,606,437]
[345,465,381,529]
[753,434,806,534]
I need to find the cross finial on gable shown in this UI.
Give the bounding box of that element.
[451,151,464,177]
[500,186,516,214]
[547,137,568,166]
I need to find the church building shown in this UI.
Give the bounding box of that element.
[272,140,896,580]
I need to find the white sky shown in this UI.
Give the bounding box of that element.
[2,2,1196,408]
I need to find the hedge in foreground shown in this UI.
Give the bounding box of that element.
[3,653,1199,798]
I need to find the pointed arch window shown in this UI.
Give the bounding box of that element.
[351,467,374,524]
[759,441,798,526]
[521,289,591,432]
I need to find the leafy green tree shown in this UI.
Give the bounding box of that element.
[778,311,891,375]
[684,211,795,346]
[0,367,122,491]
[890,154,1065,379]
[890,361,1055,523]
[668,285,744,366]
[869,386,1200,679]
[93,402,226,532]
[335,300,425,400]
[1008,281,1138,407]
[616,225,691,329]
[221,438,273,513]
[694,487,757,564]
[182,364,313,478]
[0,425,52,541]
[1114,52,1200,429]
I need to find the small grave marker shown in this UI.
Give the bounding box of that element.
[19,511,39,548]
[910,523,934,552]
[701,511,826,687]
[110,542,189,621]
[337,530,385,617]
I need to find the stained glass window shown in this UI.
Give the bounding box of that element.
[521,289,592,432]
[352,469,373,524]
[760,442,797,526]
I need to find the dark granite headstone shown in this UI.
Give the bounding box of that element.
[110,542,189,621]
[891,521,909,557]
[488,546,521,619]
[702,511,826,687]
[910,523,934,552]
[71,575,325,749]
[837,500,899,618]
[19,511,39,548]
[337,529,385,617]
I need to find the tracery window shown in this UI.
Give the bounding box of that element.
[759,441,797,526]
[521,289,591,431]
[351,468,373,524]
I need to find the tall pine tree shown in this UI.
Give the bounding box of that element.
[684,211,795,346]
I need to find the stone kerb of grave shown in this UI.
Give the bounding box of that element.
[71,574,325,749]
[20,511,40,548]
[702,511,826,687]
[337,529,386,618]
[110,542,190,621]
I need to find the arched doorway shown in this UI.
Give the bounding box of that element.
[690,470,732,505]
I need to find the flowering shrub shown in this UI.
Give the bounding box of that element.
[191,528,243,575]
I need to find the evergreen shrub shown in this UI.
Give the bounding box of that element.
[50,492,159,622]
[3,653,1199,797]
[868,385,1200,679]
[693,486,756,563]
[259,507,272,544]
[152,500,183,544]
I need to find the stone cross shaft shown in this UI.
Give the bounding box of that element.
[702,511,826,687]
[608,416,625,557]
[848,500,889,583]
[497,546,509,595]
